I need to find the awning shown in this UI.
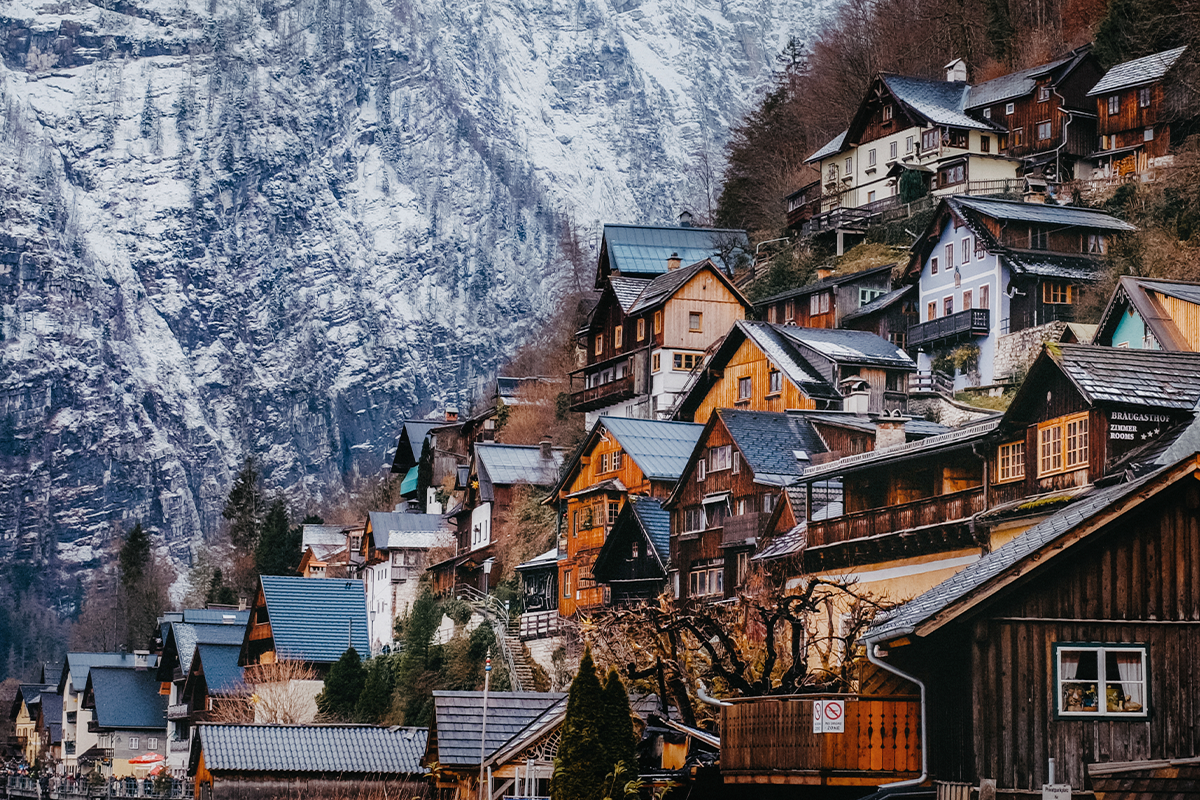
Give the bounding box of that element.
[702,492,731,504]
[400,465,419,496]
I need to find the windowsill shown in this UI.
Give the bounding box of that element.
[993,476,1025,485]
[1036,465,1088,480]
[736,398,751,405]
[865,167,876,175]
[765,392,782,399]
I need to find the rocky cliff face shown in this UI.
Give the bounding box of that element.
[0,0,834,586]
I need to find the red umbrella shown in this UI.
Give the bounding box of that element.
[128,753,165,765]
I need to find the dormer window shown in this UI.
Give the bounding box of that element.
[883,104,893,121]
[1038,86,1051,102]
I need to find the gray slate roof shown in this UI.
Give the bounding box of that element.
[514,547,560,572]
[368,512,454,551]
[39,691,62,743]
[431,691,566,767]
[1141,277,1200,305]
[60,653,159,694]
[952,196,1137,231]
[719,409,828,484]
[257,575,370,663]
[966,53,1075,108]
[398,421,440,463]
[738,322,843,401]
[87,666,168,730]
[601,416,705,481]
[196,724,427,774]
[755,263,894,307]
[173,621,247,675]
[302,524,350,548]
[193,644,244,695]
[882,74,997,131]
[1001,253,1103,281]
[865,462,1171,642]
[610,276,652,313]
[1088,46,1187,95]
[628,495,671,563]
[839,285,913,324]
[476,443,566,487]
[808,411,949,438]
[805,129,848,163]
[1053,344,1200,410]
[779,325,917,369]
[602,224,749,277]
[800,418,1001,480]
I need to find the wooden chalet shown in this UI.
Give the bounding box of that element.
[838,284,919,351]
[755,263,895,329]
[179,643,244,727]
[862,446,1200,799]
[673,320,916,424]
[297,523,355,579]
[784,179,821,231]
[546,416,702,616]
[238,575,369,673]
[963,46,1101,183]
[904,196,1136,387]
[572,256,751,424]
[1088,46,1190,178]
[592,221,749,289]
[1092,275,1200,351]
[590,495,672,605]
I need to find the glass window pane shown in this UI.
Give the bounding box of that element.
[1108,651,1145,710]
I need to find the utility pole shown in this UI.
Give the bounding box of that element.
[478,650,492,800]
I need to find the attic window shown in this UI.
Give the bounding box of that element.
[1005,102,1015,115]
[768,369,782,395]
[637,318,646,341]
[1038,86,1051,102]
[983,108,992,119]
[1139,87,1151,108]
[883,104,893,121]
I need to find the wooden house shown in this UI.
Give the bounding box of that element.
[57,652,153,776]
[424,690,566,800]
[861,447,1200,797]
[238,575,369,674]
[784,179,821,231]
[81,665,168,778]
[179,644,244,727]
[571,257,751,425]
[755,264,896,329]
[547,416,702,616]
[1092,275,1200,351]
[904,196,1136,387]
[514,548,562,640]
[593,221,750,289]
[190,723,427,800]
[1088,46,1189,178]
[12,683,52,766]
[837,284,919,351]
[590,495,672,605]
[673,320,915,424]
[963,46,1101,183]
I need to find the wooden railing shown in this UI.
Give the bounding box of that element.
[519,610,562,640]
[721,512,769,546]
[722,695,922,785]
[908,370,955,399]
[908,308,990,348]
[807,486,986,547]
[568,373,636,412]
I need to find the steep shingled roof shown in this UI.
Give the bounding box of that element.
[255,576,369,664]
[881,74,999,131]
[965,53,1077,109]
[192,644,244,696]
[951,196,1137,231]
[429,692,566,767]
[368,512,454,551]
[86,666,168,730]
[805,129,848,163]
[1050,344,1200,410]
[60,653,158,694]
[754,263,894,307]
[718,409,828,484]
[1088,46,1187,95]
[779,325,917,369]
[600,416,705,481]
[196,724,427,774]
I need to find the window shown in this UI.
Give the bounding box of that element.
[922,128,940,151]
[599,452,610,473]
[844,156,852,174]
[945,243,954,266]
[938,163,965,186]
[1032,226,1049,250]
[682,506,705,533]
[654,310,662,334]
[980,135,990,153]
[767,305,776,324]
[930,256,939,275]
[1144,127,1154,141]
[696,460,706,482]
[673,352,701,371]
[130,737,140,751]
[860,288,885,306]
[962,289,972,310]
[1139,86,1151,108]
[1037,120,1052,140]
[1107,95,1119,115]
[563,570,573,598]
[1038,85,1051,102]
[943,296,954,316]
[689,312,702,332]
[979,284,990,309]
[906,135,914,153]
[961,237,970,264]
[1044,281,1073,304]
[784,299,794,321]
[1005,102,1015,115]
[996,441,1025,482]
[1056,644,1147,717]
[1038,413,1088,476]
[1088,234,1107,254]
[732,452,741,474]
[688,566,723,598]
[867,190,876,204]
[868,149,877,167]
[948,129,968,148]
[768,369,782,395]
[1012,128,1023,147]
[710,445,732,472]
[652,352,661,372]
[594,335,603,356]
[612,450,622,471]
[927,301,937,321]
[614,325,623,349]
[736,552,750,587]
[637,317,645,341]
[761,492,776,514]
[607,501,619,525]
[809,292,830,315]
[737,376,752,401]
[983,107,991,119]
[883,104,893,121]
[890,141,898,159]
[148,738,159,750]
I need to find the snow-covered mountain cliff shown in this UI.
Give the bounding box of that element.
[0,0,835,581]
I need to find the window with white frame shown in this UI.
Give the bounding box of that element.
[860,288,885,306]
[961,237,970,264]
[979,284,990,309]
[1037,120,1052,140]
[983,107,991,119]
[695,460,706,482]
[148,738,158,751]
[681,506,704,533]
[868,149,876,167]
[890,141,898,159]
[1038,86,1051,102]
[1144,127,1155,141]
[1005,102,1015,115]
[844,156,852,174]
[761,492,776,514]
[906,135,914,153]
[563,570,573,598]
[1089,234,1107,254]
[607,501,619,525]
[129,737,140,751]
[1056,643,1147,717]
[710,445,732,471]
[883,104,893,121]
[809,292,831,315]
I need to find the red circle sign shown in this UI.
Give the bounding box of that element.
[825,702,843,720]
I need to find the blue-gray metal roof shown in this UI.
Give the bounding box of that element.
[172,622,247,675]
[60,653,158,694]
[602,224,749,276]
[718,409,828,484]
[779,325,917,369]
[865,460,1177,642]
[599,416,705,481]
[1088,46,1187,95]
[882,74,997,131]
[258,575,370,663]
[1053,344,1200,410]
[966,54,1076,108]
[738,322,843,402]
[87,666,168,730]
[431,691,566,767]
[805,129,848,163]
[39,692,62,742]
[840,285,913,324]
[196,724,427,774]
[476,443,566,487]
[194,644,244,696]
[629,496,671,563]
[952,196,1137,231]
[368,512,454,551]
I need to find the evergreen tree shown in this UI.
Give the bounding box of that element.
[552,647,609,800]
[354,654,395,723]
[223,456,264,551]
[118,524,151,589]
[416,437,434,504]
[601,668,638,782]
[206,568,238,606]
[316,647,366,721]
[254,496,300,577]
[393,589,445,726]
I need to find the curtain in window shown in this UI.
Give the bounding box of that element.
[1112,651,1145,708]
[1060,651,1079,680]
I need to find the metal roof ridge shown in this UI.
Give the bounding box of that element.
[801,418,1001,478]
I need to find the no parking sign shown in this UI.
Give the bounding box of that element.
[812,699,845,733]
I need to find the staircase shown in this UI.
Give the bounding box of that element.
[455,584,537,691]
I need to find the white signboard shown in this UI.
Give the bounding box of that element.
[1042,785,1070,800]
[812,700,846,734]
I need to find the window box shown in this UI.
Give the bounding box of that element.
[1055,643,1147,718]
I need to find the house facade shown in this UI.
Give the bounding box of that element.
[754,264,895,330]
[82,665,168,778]
[1092,275,1200,350]
[1088,46,1188,178]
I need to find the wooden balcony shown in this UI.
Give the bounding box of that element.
[722,695,922,786]
[807,486,986,548]
[721,512,769,546]
[568,373,636,412]
[908,308,990,348]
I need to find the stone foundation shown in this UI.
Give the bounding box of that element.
[994,321,1067,381]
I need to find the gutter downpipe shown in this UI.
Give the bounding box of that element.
[866,638,928,789]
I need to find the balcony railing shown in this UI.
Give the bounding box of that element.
[722,695,922,785]
[908,308,990,348]
[568,373,636,412]
[166,703,190,721]
[721,512,769,546]
[807,486,986,548]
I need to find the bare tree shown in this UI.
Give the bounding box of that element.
[208,660,322,724]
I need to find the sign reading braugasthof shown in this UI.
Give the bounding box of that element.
[1106,410,1178,462]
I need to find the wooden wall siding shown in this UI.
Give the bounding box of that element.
[692,338,818,424]
[985,87,1069,159]
[810,423,876,463]
[661,271,746,350]
[720,696,922,783]
[842,452,983,513]
[565,440,653,498]
[1152,292,1200,350]
[995,222,1097,253]
[1097,84,1166,136]
[808,487,986,548]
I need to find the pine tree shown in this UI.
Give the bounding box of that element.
[316,647,366,721]
[223,456,264,551]
[601,668,638,784]
[118,524,151,589]
[354,654,395,723]
[552,647,609,800]
[254,496,299,577]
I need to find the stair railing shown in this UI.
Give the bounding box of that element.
[455,583,525,691]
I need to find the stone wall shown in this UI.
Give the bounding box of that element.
[994,321,1067,381]
[908,395,1000,428]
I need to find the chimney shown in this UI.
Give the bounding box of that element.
[678,210,693,228]
[944,58,967,82]
[873,409,911,450]
[667,252,682,271]
[816,266,834,280]
[840,378,870,415]
[445,406,459,422]
[540,439,553,460]
[133,650,149,671]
